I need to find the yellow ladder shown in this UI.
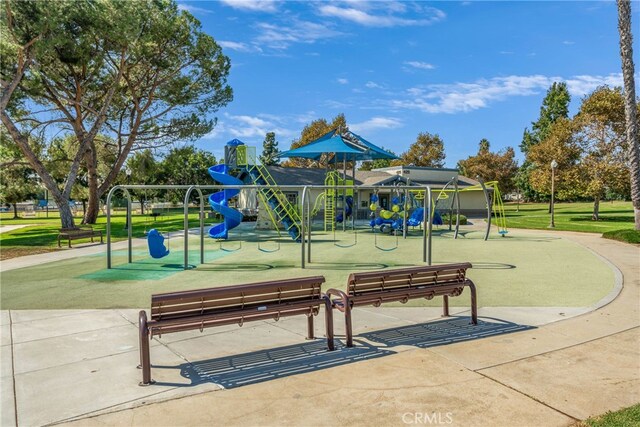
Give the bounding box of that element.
[246,162,302,240]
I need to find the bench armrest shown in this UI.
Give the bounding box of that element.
[325,288,350,310]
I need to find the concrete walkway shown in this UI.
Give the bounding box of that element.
[0,230,638,426]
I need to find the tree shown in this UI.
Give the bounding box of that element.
[0,132,38,218]
[528,118,584,201]
[393,132,445,167]
[574,86,630,220]
[282,114,347,168]
[159,146,216,204]
[126,149,158,215]
[1,1,233,227]
[518,83,572,201]
[1,0,114,228]
[457,139,519,194]
[359,147,397,171]
[259,132,280,166]
[617,0,640,230]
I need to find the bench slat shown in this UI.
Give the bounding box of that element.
[148,300,321,335]
[151,293,322,320]
[151,276,325,304]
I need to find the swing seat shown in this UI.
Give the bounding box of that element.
[498,230,509,235]
[147,229,170,259]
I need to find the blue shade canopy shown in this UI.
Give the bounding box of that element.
[277,129,398,161]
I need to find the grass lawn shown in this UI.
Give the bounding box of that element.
[575,403,640,427]
[503,201,634,234]
[0,209,218,260]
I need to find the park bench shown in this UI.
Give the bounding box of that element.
[57,226,103,248]
[138,276,334,385]
[326,263,478,347]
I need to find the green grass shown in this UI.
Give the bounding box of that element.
[602,229,640,244]
[0,210,218,259]
[576,403,640,427]
[503,201,634,234]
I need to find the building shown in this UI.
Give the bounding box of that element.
[237,165,490,229]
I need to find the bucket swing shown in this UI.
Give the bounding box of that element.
[147,228,170,259]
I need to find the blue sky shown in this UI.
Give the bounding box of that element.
[178,0,637,168]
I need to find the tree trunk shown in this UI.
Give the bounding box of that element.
[139,196,145,215]
[617,0,640,230]
[52,192,76,229]
[13,204,18,219]
[592,197,600,221]
[83,143,100,224]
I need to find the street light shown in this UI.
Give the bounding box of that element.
[124,167,132,230]
[549,160,558,228]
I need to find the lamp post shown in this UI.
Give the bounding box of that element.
[124,167,132,230]
[549,160,558,228]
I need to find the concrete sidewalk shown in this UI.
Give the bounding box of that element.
[0,231,638,426]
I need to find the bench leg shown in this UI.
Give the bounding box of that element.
[467,280,478,325]
[324,297,334,351]
[442,295,450,317]
[306,314,314,340]
[138,310,154,386]
[344,304,353,348]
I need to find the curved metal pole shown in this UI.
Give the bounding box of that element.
[478,178,492,241]
[454,177,461,239]
[183,186,205,270]
[106,185,132,268]
[301,186,308,268]
[422,186,433,265]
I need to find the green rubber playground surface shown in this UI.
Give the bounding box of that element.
[0,224,615,310]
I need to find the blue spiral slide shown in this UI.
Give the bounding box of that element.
[208,164,244,239]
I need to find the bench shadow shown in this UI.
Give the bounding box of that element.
[359,316,535,349]
[154,340,392,389]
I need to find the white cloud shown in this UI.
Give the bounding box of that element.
[205,113,300,141]
[499,51,514,55]
[218,40,262,53]
[177,3,212,14]
[404,61,435,70]
[317,2,445,27]
[255,20,344,49]
[219,0,278,13]
[390,73,624,114]
[563,40,576,45]
[337,78,349,85]
[564,74,623,96]
[351,117,403,133]
[365,81,383,89]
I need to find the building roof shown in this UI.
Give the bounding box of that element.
[265,166,480,189]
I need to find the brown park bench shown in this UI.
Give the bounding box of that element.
[138,276,334,385]
[57,226,103,248]
[326,263,478,347]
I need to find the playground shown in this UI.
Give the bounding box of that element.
[1,136,637,426]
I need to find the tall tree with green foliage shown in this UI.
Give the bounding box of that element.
[1,0,233,227]
[282,114,347,168]
[259,132,280,166]
[617,0,640,230]
[518,82,572,201]
[393,132,445,167]
[457,139,518,194]
[574,86,630,220]
[0,132,38,218]
[359,147,397,171]
[126,149,158,215]
[159,146,216,204]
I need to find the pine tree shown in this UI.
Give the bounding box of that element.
[259,132,280,166]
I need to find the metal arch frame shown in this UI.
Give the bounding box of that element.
[477,178,492,241]
[183,185,205,269]
[106,185,133,268]
[106,183,435,271]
